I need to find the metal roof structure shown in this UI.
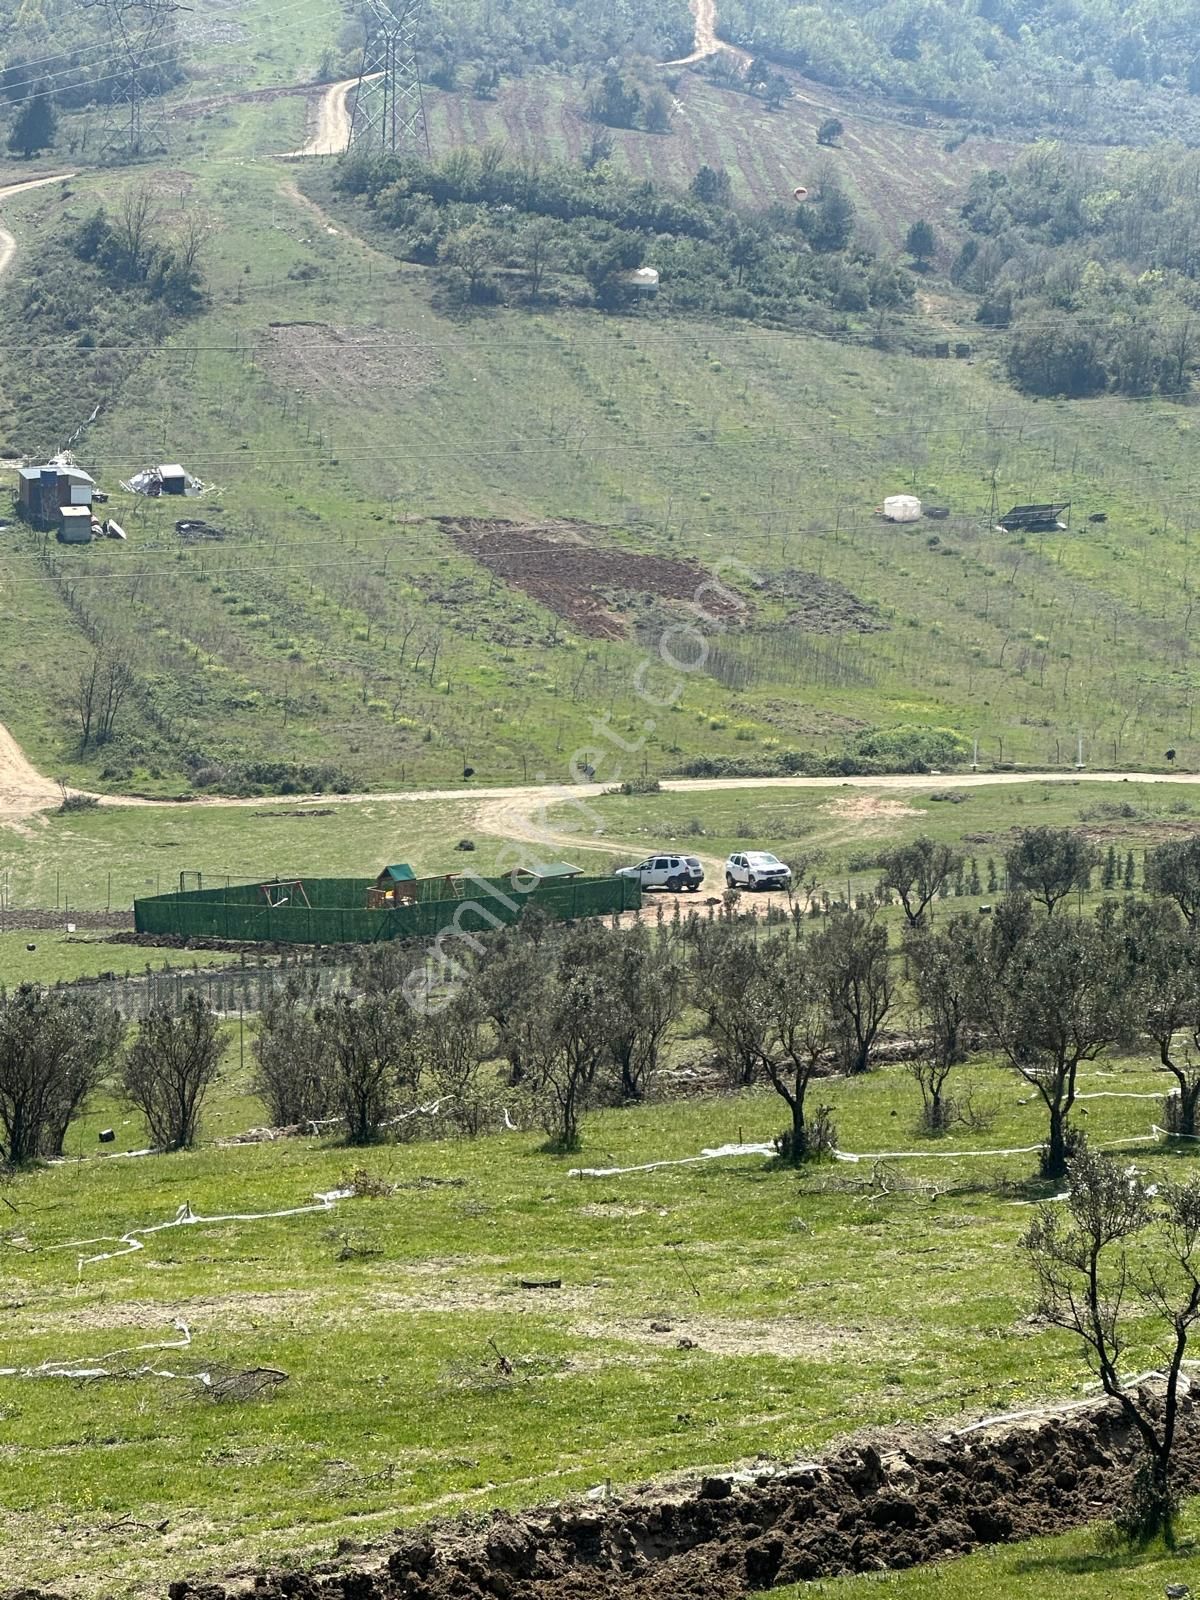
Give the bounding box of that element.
[523,862,584,880]
[19,462,94,483]
[377,863,416,883]
[999,502,1070,530]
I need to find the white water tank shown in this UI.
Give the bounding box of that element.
[883,494,922,522]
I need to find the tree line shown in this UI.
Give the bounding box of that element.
[716,0,1200,142]
[333,145,912,329]
[9,826,1200,1173]
[955,142,1200,398]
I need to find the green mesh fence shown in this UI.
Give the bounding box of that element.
[134,873,642,944]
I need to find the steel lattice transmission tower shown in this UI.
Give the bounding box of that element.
[85,0,182,160]
[348,0,431,158]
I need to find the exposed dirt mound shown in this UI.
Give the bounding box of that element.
[258,323,440,399]
[763,570,885,635]
[440,518,748,641]
[143,1398,1200,1600]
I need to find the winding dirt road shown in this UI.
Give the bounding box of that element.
[0,171,76,280]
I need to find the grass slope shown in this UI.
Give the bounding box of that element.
[2,1063,1193,1596]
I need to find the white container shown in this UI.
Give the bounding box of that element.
[883,494,922,522]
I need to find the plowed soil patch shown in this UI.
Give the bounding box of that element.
[153,1397,1200,1600]
[439,517,748,641]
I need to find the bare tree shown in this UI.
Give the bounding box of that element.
[1024,1149,1200,1544]
[78,647,136,750]
[0,986,122,1164]
[121,993,221,1151]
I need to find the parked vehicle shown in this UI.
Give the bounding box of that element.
[725,851,792,891]
[614,854,705,892]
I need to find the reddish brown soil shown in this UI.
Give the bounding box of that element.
[122,1397,1200,1600]
[440,518,748,641]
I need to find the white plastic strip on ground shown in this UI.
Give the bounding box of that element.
[0,1322,203,1382]
[572,1130,1168,1181]
[59,1188,352,1273]
[1075,1092,1166,1101]
[570,1143,774,1178]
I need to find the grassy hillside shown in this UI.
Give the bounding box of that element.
[2,138,1200,797]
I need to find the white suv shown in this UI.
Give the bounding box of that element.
[725,851,792,891]
[615,854,705,892]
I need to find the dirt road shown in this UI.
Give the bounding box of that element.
[666,0,751,67]
[0,171,76,280]
[283,74,382,158]
[0,721,60,818]
[2,704,1199,830]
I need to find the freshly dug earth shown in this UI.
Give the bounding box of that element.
[144,1397,1200,1600]
[763,569,885,635]
[440,518,748,641]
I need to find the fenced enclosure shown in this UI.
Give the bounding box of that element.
[134,871,641,945]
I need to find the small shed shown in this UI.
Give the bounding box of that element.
[999,502,1069,532]
[158,464,188,496]
[369,862,418,908]
[520,862,584,882]
[59,506,94,544]
[17,461,95,528]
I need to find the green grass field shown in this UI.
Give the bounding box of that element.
[2,1053,1192,1597]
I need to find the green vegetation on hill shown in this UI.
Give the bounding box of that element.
[956,142,1200,398]
[720,0,1200,142]
[335,145,912,328]
[424,0,693,83]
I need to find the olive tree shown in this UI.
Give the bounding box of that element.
[744,936,834,1162]
[1024,1149,1200,1544]
[605,924,684,1102]
[526,967,617,1150]
[1119,899,1200,1138]
[0,986,123,1164]
[121,993,221,1151]
[810,909,893,1074]
[1005,825,1096,916]
[316,991,423,1145]
[906,922,973,1133]
[252,975,330,1128]
[879,836,963,928]
[969,908,1132,1179]
[1146,835,1200,927]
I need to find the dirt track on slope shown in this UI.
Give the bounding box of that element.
[123,1397,1200,1600]
[0,171,76,281]
[284,74,382,157]
[665,0,751,67]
